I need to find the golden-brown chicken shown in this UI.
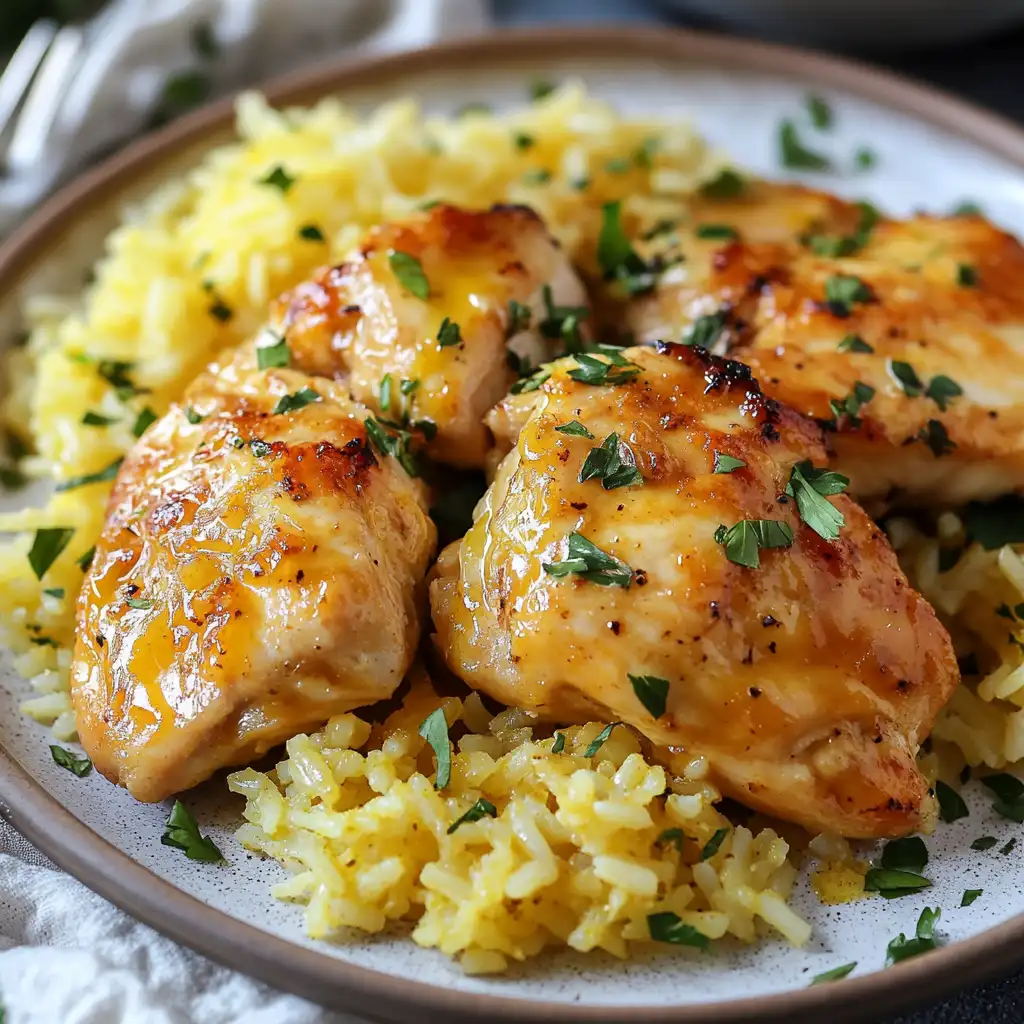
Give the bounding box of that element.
[622,180,1024,510]
[431,342,958,838]
[246,203,589,470]
[71,361,435,802]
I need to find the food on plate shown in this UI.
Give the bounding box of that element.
[2,82,1023,975]
[247,202,590,469]
[431,342,958,838]
[71,360,435,802]
[621,180,1024,511]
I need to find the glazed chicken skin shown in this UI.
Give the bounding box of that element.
[623,180,1024,510]
[243,203,590,469]
[71,361,435,802]
[431,342,958,838]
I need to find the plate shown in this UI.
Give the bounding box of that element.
[2,25,1024,1024]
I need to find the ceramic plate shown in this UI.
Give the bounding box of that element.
[2,26,1024,1024]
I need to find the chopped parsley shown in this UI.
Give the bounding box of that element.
[700,168,746,199]
[656,828,685,852]
[530,79,555,101]
[298,224,325,242]
[567,351,641,387]
[785,461,848,541]
[918,420,956,457]
[388,251,429,299]
[629,674,669,718]
[81,411,119,427]
[714,520,794,569]
[555,420,593,438]
[543,532,633,588]
[971,836,997,851]
[700,827,729,861]
[192,21,220,58]
[208,296,233,322]
[456,102,491,118]
[633,136,660,169]
[437,317,461,347]
[807,94,833,130]
[886,907,941,964]
[925,374,963,411]
[538,285,590,346]
[513,131,535,151]
[379,374,392,411]
[604,157,631,175]
[55,458,122,492]
[522,168,551,186]
[779,119,830,171]
[961,889,983,907]
[510,368,551,395]
[647,912,709,951]
[256,334,290,369]
[506,298,532,337]
[854,147,877,170]
[418,708,451,789]
[957,263,979,287]
[50,745,92,777]
[810,963,856,986]
[43,588,64,599]
[584,723,617,757]
[126,597,156,610]
[889,360,924,397]
[365,417,418,477]
[837,334,873,353]
[828,381,875,427]
[879,836,928,873]
[161,801,225,862]
[185,406,204,425]
[682,310,728,349]
[824,274,872,317]
[963,497,1024,550]
[447,798,498,834]
[804,200,882,259]
[713,452,745,474]
[935,780,969,823]
[76,546,96,572]
[272,387,320,415]
[980,773,1024,822]
[696,224,739,241]
[953,201,983,216]
[258,165,295,193]
[96,360,138,394]
[551,732,566,754]
[132,407,158,438]
[597,201,658,296]
[579,433,643,490]
[1001,838,1017,855]
[249,439,273,458]
[400,378,419,396]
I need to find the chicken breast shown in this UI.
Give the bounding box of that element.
[71,361,435,802]
[431,342,957,838]
[622,180,1024,510]
[246,203,589,469]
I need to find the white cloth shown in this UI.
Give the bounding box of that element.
[0,2,486,1019]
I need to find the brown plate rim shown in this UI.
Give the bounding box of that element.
[1,22,1023,1024]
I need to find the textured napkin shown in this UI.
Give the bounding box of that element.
[0,1,485,1020]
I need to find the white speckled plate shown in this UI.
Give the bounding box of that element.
[2,26,1024,1024]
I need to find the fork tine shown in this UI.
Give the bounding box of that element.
[0,20,59,144]
[6,24,84,176]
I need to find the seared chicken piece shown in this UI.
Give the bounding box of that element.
[623,180,1024,510]
[431,342,957,838]
[241,203,589,469]
[71,362,435,802]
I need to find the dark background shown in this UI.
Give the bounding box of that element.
[494,2,1024,1022]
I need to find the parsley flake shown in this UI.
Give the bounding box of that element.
[879,836,928,873]
[837,334,873,353]
[437,317,461,347]
[56,458,122,492]
[555,420,593,438]
[447,798,497,833]
[628,674,669,718]
[513,131,535,150]
[272,387,320,415]
[81,411,119,427]
[889,360,924,397]
[824,274,873,317]
[855,147,877,170]
[682,310,728,349]
[298,224,325,242]
[971,836,998,851]
[647,912,709,951]
[713,452,745,474]
[522,168,551,186]
[379,374,392,412]
[400,378,419,396]
[807,94,833,130]
[597,201,657,296]
[886,907,941,964]
[700,168,746,199]
[925,374,963,411]
[567,352,641,387]
[132,407,158,438]
[529,79,555,101]
[365,417,419,477]
[551,732,566,754]
[957,263,979,287]
[785,461,848,541]
[779,119,831,171]
[256,334,290,370]
[126,597,155,610]
[810,963,857,986]
[185,407,204,425]
[510,368,551,395]
[700,827,729,861]
[50,745,92,777]
[258,165,295,193]
[696,224,739,241]
[388,251,429,299]
[980,773,1024,822]
[828,381,875,427]
[161,800,225,862]
[656,828,685,851]
[961,889,983,907]
[918,419,956,457]
[935,780,969,823]
[715,520,794,569]
[506,298,532,337]
[43,587,64,599]
[584,723,618,757]
[418,708,451,789]
[578,433,643,490]
[76,546,96,572]
[542,532,633,588]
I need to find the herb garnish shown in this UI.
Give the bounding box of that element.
[682,310,728,349]
[379,374,392,411]
[543,532,633,587]
[785,461,848,541]
[957,263,979,287]
[272,387,320,415]
[76,546,96,572]
[824,274,872,317]
[714,520,794,569]
[126,598,156,610]
[256,334,290,369]
[510,368,551,395]
[656,828,685,851]
[918,420,956,457]
[779,120,830,171]
[696,224,739,241]
[513,131,535,150]
[365,417,418,477]
[971,836,998,851]
[418,708,451,789]
[584,723,617,757]
[629,674,669,718]
[924,374,963,411]
[579,433,643,490]
[530,79,555,101]
[1001,838,1016,855]
[807,95,833,130]
[935,780,969,823]
[50,745,92,777]
[208,296,233,322]
[889,360,924,397]
[96,360,139,396]
[437,317,461,347]
[82,411,119,427]
[837,334,873,353]
[713,452,745,474]
[551,732,566,754]
[567,351,641,387]
[400,378,419,396]
[854,147,877,170]
[43,588,64,599]
[954,201,983,216]
[980,773,1024,822]
[555,420,593,438]
[962,889,983,907]
[647,912,710,951]
[185,407,204,425]
[700,827,729,861]
[249,439,273,458]
[506,299,532,337]
[604,157,631,175]
[447,798,498,833]
[522,168,551,186]
[538,285,589,348]
[700,168,746,199]
[298,224,325,242]
[805,202,879,258]
[597,201,658,296]
[810,963,856,986]
[886,907,941,964]
[828,381,875,427]
[132,407,158,438]
[161,801,225,862]
[388,251,429,299]
[880,836,928,873]
[55,458,122,492]
[258,165,295,193]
